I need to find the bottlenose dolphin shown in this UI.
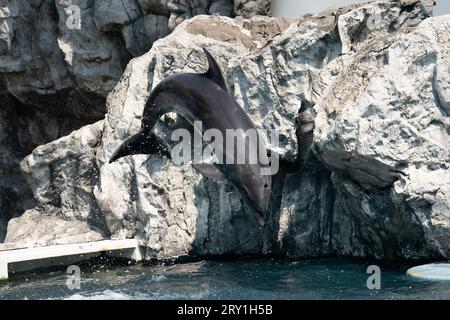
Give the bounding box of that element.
[110,49,272,226]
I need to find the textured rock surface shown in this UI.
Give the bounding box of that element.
[20,121,106,230]
[3,209,104,248]
[0,0,269,241]
[314,14,450,258]
[0,0,270,106]
[3,0,450,262]
[2,121,108,246]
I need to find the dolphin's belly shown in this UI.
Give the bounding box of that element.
[152,74,267,167]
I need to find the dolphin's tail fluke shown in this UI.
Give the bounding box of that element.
[109,131,171,164]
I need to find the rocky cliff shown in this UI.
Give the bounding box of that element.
[2,0,450,262]
[0,0,270,242]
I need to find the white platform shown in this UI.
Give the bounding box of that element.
[0,239,145,280]
[407,263,450,281]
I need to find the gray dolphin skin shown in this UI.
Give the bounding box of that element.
[110,49,272,226]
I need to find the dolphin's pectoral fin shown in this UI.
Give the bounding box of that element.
[201,48,229,92]
[193,164,227,181]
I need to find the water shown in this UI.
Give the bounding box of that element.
[0,258,449,300]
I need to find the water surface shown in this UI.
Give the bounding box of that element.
[0,258,449,300]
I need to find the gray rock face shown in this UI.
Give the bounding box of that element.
[0,0,269,241]
[274,167,335,258]
[234,0,271,17]
[3,209,104,248]
[20,121,106,230]
[314,13,450,259]
[0,0,270,106]
[3,0,450,262]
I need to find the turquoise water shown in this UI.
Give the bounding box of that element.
[0,258,449,300]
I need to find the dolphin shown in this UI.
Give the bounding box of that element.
[109,49,272,226]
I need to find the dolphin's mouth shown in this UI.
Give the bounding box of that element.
[255,212,266,227]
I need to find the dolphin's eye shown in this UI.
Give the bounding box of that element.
[264,184,268,188]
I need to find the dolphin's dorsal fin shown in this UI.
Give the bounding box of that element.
[201,48,229,92]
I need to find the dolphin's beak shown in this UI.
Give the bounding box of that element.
[255,213,266,227]
[109,133,145,164]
